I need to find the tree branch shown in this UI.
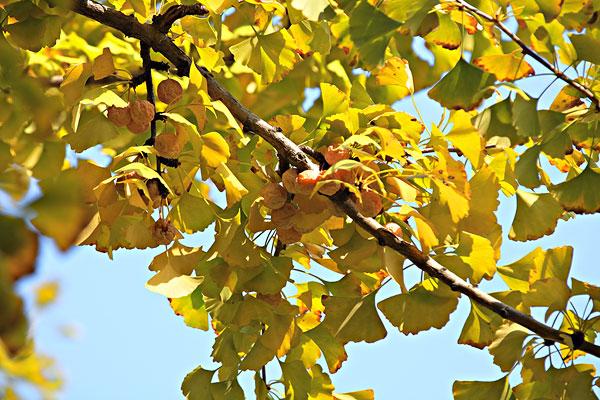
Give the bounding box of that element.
[455,0,600,110]
[152,4,209,34]
[71,0,192,75]
[68,0,600,359]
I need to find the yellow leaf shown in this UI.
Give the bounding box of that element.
[201,132,230,168]
[216,163,248,205]
[473,51,535,82]
[92,47,115,80]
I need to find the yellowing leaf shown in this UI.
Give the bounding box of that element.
[321,83,349,118]
[201,132,230,168]
[453,376,512,400]
[509,190,563,241]
[488,322,531,372]
[447,110,483,168]
[378,278,459,335]
[375,57,414,97]
[170,287,209,330]
[291,0,329,21]
[169,192,215,234]
[425,12,461,50]
[305,324,348,373]
[458,301,502,349]
[428,59,494,110]
[473,52,534,82]
[230,29,298,84]
[216,163,249,205]
[551,166,600,214]
[322,292,387,343]
[92,47,115,80]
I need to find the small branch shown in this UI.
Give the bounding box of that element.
[140,43,157,147]
[152,4,209,34]
[455,0,600,110]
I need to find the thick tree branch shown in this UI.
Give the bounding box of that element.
[68,0,600,359]
[455,0,600,110]
[71,0,192,75]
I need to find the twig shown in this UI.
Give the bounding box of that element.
[455,0,600,110]
[152,4,209,34]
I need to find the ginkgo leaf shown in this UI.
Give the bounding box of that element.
[512,95,540,137]
[446,110,484,168]
[146,267,203,298]
[305,324,348,373]
[428,59,494,110]
[321,82,349,119]
[4,8,61,52]
[570,34,600,64]
[378,278,459,335]
[497,246,572,292]
[230,29,298,84]
[170,287,209,330]
[452,376,512,400]
[425,12,461,50]
[458,300,503,349]
[488,322,531,372]
[514,364,597,400]
[349,1,401,66]
[181,366,216,400]
[280,360,311,400]
[375,57,414,96]
[290,0,329,21]
[169,192,215,234]
[334,389,375,400]
[509,190,563,241]
[550,85,584,112]
[322,292,387,343]
[201,132,230,168]
[515,145,541,189]
[92,47,115,80]
[551,166,600,214]
[473,52,534,82]
[456,232,496,284]
[216,163,249,206]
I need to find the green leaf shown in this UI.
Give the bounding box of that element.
[511,95,540,137]
[378,278,459,334]
[514,364,597,400]
[428,59,494,110]
[281,360,311,400]
[170,287,209,330]
[458,300,503,349]
[181,366,216,400]
[322,291,387,343]
[570,34,600,65]
[169,192,215,234]
[509,190,563,242]
[305,324,348,373]
[453,376,512,400]
[488,322,531,372]
[551,165,600,214]
[515,145,541,189]
[4,9,62,52]
[230,29,298,84]
[349,1,401,66]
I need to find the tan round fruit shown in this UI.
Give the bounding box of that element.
[271,203,298,229]
[261,182,288,210]
[127,119,150,134]
[277,226,302,244]
[332,168,354,185]
[282,168,299,194]
[296,169,320,195]
[157,78,183,104]
[154,133,182,158]
[323,145,350,166]
[129,99,155,124]
[355,189,383,218]
[153,218,178,245]
[317,171,341,196]
[107,105,131,127]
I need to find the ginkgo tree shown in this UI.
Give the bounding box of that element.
[1,0,600,398]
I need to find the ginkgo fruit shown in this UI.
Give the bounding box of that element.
[355,189,383,218]
[107,105,131,127]
[152,218,178,245]
[317,171,341,196]
[129,99,155,124]
[127,119,150,134]
[154,133,182,158]
[261,183,288,210]
[157,78,183,104]
[323,145,350,166]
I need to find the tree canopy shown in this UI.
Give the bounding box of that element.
[1,0,600,398]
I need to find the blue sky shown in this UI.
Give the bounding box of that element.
[13,61,600,399]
